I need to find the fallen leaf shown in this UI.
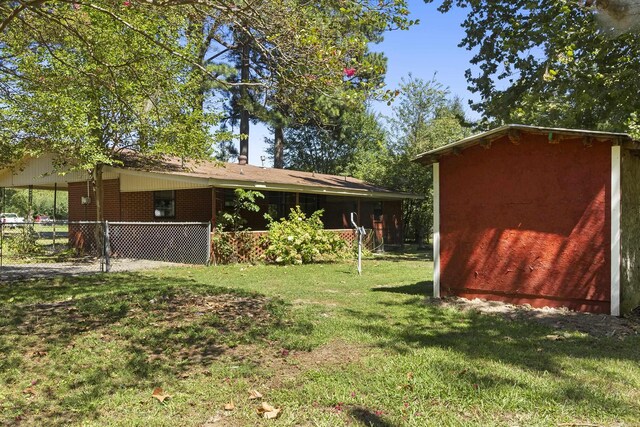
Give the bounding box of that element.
[22,387,36,396]
[406,372,414,380]
[256,401,282,419]
[248,389,263,400]
[151,387,170,403]
[224,401,235,411]
[264,408,282,419]
[545,334,565,341]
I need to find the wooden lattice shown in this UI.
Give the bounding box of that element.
[211,229,358,264]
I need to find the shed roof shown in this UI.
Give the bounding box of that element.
[414,124,636,166]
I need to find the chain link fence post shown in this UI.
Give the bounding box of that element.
[103,221,111,273]
[207,222,212,266]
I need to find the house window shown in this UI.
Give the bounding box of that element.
[154,190,175,218]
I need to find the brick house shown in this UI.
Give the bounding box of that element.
[415,124,640,315]
[0,152,418,246]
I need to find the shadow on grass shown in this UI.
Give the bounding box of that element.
[372,281,433,296]
[368,253,433,262]
[341,285,640,419]
[0,272,289,426]
[348,406,395,427]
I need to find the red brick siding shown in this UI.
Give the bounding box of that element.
[175,188,213,222]
[120,188,213,222]
[439,134,611,313]
[121,192,154,222]
[68,179,121,221]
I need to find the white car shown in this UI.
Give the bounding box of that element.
[0,213,25,228]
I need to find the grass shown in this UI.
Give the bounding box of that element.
[1,251,639,426]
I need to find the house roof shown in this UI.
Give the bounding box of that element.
[0,152,420,200]
[114,152,420,200]
[414,124,636,166]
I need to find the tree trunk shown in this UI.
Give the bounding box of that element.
[273,126,284,168]
[94,163,104,222]
[238,36,250,165]
[93,163,105,257]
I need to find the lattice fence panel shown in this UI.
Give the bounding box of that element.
[211,229,361,264]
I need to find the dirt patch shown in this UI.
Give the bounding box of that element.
[292,340,365,367]
[0,258,182,281]
[430,297,640,338]
[3,291,282,372]
[220,340,368,392]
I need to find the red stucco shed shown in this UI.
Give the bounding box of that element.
[415,125,640,316]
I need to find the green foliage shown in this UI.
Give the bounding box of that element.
[263,206,348,264]
[212,189,264,264]
[351,75,472,245]
[428,0,640,132]
[274,108,386,174]
[0,189,68,219]
[5,225,43,257]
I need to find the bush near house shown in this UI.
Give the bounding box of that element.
[263,206,349,264]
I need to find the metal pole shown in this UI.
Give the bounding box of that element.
[103,221,111,273]
[357,228,362,275]
[350,212,363,275]
[207,222,212,266]
[28,185,33,221]
[52,183,57,251]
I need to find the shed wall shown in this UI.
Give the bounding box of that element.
[621,147,640,314]
[439,134,612,313]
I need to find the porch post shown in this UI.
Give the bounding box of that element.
[211,187,217,225]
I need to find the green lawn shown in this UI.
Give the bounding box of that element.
[1,253,638,426]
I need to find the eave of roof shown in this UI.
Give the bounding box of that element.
[115,154,422,200]
[413,124,636,166]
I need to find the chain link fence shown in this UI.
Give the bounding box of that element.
[0,221,211,281]
[105,222,211,271]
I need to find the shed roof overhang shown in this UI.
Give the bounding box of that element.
[414,124,636,166]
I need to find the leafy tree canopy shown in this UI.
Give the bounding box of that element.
[426,0,640,134]
[351,75,472,245]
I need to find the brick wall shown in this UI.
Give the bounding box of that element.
[121,188,213,222]
[175,188,213,222]
[68,179,121,221]
[120,191,154,221]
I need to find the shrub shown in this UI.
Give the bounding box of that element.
[5,225,43,257]
[263,206,348,265]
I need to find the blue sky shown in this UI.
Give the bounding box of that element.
[247,1,475,166]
